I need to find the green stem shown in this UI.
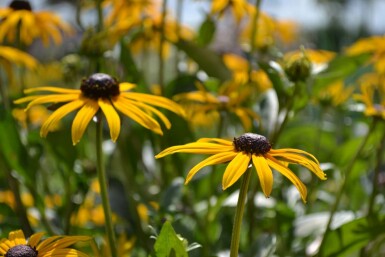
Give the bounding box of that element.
[318,118,378,255]
[367,123,385,218]
[96,115,117,257]
[230,169,252,257]
[158,0,168,93]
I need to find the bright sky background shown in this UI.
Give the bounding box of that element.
[1,0,384,34]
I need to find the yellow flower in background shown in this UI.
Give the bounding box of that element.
[174,81,259,130]
[353,73,385,118]
[0,230,91,257]
[0,46,37,85]
[211,0,254,22]
[12,105,60,131]
[316,80,354,107]
[156,133,326,202]
[346,35,385,74]
[241,11,298,50]
[284,49,336,65]
[222,53,272,92]
[99,233,135,257]
[14,73,185,145]
[0,0,73,46]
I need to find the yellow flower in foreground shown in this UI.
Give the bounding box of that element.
[0,0,73,46]
[156,133,326,202]
[14,73,185,145]
[0,230,90,257]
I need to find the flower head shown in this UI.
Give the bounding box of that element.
[156,133,326,202]
[0,230,90,257]
[0,0,73,46]
[14,73,185,145]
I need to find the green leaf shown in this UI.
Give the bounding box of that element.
[154,221,188,257]
[320,217,385,257]
[197,16,216,46]
[174,40,231,81]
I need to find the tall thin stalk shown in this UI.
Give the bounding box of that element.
[318,118,378,255]
[95,115,118,257]
[230,169,252,257]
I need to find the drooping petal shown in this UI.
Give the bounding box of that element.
[265,155,307,203]
[113,97,163,135]
[155,142,234,158]
[185,151,237,184]
[222,152,251,190]
[270,152,326,180]
[119,82,136,91]
[252,155,273,197]
[98,98,121,142]
[24,94,80,110]
[24,87,80,94]
[197,138,233,146]
[121,92,186,117]
[41,99,85,138]
[269,148,320,165]
[131,101,171,129]
[71,100,99,145]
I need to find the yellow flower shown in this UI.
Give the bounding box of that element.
[0,46,37,85]
[353,73,385,118]
[0,0,73,46]
[14,73,185,145]
[211,0,254,22]
[345,35,385,74]
[12,105,60,130]
[0,230,91,257]
[316,80,354,107]
[100,233,135,257]
[241,11,298,49]
[174,81,259,130]
[156,133,326,202]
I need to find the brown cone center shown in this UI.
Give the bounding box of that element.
[80,73,120,100]
[5,245,38,257]
[233,133,271,155]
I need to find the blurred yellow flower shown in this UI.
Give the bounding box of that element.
[156,133,326,202]
[174,81,259,130]
[100,233,136,257]
[14,73,185,145]
[222,53,272,92]
[346,35,385,74]
[0,0,74,46]
[0,230,91,257]
[0,46,37,85]
[241,11,298,49]
[354,73,385,118]
[211,0,254,22]
[316,80,354,107]
[12,105,59,130]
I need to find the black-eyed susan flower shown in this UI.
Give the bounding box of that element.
[14,73,185,145]
[156,133,326,202]
[174,81,259,131]
[211,0,254,22]
[0,229,90,257]
[0,0,73,46]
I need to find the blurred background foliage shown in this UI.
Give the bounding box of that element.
[1,0,385,256]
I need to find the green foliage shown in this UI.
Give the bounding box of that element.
[154,221,189,257]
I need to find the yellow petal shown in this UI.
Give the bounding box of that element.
[185,151,237,184]
[24,87,80,94]
[266,155,307,203]
[98,98,120,142]
[222,152,251,190]
[28,232,45,248]
[269,148,320,165]
[113,97,163,135]
[25,94,79,110]
[131,101,171,129]
[71,100,99,145]
[197,137,233,146]
[252,155,273,197]
[119,82,136,91]
[155,142,234,158]
[41,99,84,138]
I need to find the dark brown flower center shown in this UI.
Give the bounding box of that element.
[233,133,271,155]
[9,0,32,11]
[5,245,38,257]
[80,73,120,100]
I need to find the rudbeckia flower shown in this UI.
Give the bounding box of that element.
[211,0,254,22]
[14,73,185,145]
[156,133,327,202]
[0,229,90,257]
[0,0,73,46]
[174,81,259,130]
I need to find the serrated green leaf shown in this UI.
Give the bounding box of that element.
[154,221,188,257]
